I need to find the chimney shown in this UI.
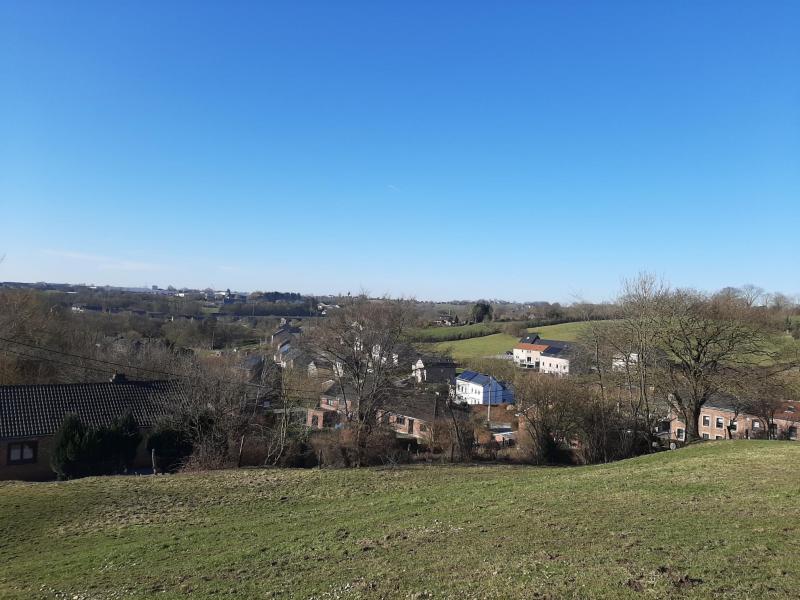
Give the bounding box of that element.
[110,372,127,384]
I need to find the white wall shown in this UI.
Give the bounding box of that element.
[539,356,570,375]
[513,347,542,368]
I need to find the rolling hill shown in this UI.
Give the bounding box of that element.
[1,442,798,599]
[431,320,609,360]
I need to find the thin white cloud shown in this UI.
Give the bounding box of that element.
[386,184,400,192]
[42,249,165,272]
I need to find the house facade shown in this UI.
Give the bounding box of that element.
[659,397,799,442]
[538,347,571,375]
[454,370,514,405]
[0,376,184,481]
[379,392,470,445]
[305,381,353,429]
[512,334,572,375]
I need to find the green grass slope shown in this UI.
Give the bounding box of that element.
[528,320,613,342]
[430,321,610,359]
[432,332,519,360]
[408,323,501,342]
[2,442,799,599]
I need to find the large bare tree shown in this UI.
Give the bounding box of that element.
[655,289,778,441]
[302,296,413,466]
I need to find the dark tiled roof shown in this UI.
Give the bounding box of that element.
[536,339,568,347]
[384,393,445,422]
[415,355,456,367]
[0,379,186,439]
[385,392,468,423]
[519,334,541,344]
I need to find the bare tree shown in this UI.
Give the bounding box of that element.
[514,372,581,464]
[656,289,777,441]
[574,274,670,453]
[302,296,412,467]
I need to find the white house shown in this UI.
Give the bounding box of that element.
[512,334,549,369]
[538,347,570,375]
[512,333,572,375]
[454,370,514,405]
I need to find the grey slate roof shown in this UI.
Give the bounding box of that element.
[415,355,456,367]
[384,392,452,422]
[0,379,186,439]
[518,334,541,344]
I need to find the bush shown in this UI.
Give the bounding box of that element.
[50,412,143,479]
[274,437,317,468]
[309,426,409,468]
[146,423,193,473]
[50,414,87,479]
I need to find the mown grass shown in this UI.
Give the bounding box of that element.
[1,442,798,599]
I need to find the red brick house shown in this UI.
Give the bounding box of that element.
[659,395,799,442]
[305,381,354,429]
[378,393,447,442]
[0,376,184,481]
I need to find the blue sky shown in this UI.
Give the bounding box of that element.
[1,1,798,302]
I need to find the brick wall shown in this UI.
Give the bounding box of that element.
[0,437,55,481]
[1,434,155,481]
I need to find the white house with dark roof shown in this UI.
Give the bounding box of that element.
[512,333,572,375]
[539,346,571,375]
[454,370,514,405]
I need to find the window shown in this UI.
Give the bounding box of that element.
[702,415,710,426]
[395,416,405,425]
[310,415,319,428]
[729,421,737,432]
[420,424,428,433]
[676,428,685,440]
[702,433,709,440]
[789,427,797,440]
[715,435,723,440]
[715,417,724,428]
[7,441,37,465]
[753,421,761,429]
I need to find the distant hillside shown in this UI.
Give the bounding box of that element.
[527,319,612,341]
[407,322,502,342]
[432,332,519,360]
[431,320,609,359]
[2,442,798,599]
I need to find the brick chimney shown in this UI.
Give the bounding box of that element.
[110,372,127,384]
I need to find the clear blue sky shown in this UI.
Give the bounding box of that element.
[1,1,798,302]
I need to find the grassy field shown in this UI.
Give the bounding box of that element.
[430,321,606,360]
[527,320,612,342]
[1,442,799,599]
[433,332,519,360]
[407,323,501,342]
